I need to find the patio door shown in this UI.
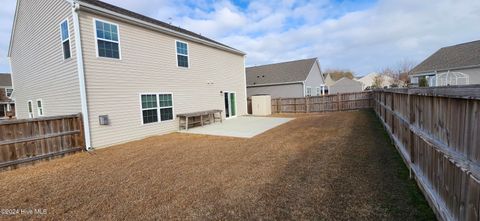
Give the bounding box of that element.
[224,92,236,118]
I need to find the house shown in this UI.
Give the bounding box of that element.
[0,74,15,119]
[8,0,247,149]
[410,40,480,87]
[328,77,363,94]
[357,72,396,90]
[246,58,325,98]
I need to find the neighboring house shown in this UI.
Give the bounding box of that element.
[246,58,325,98]
[8,0,246,149]
[328,77,363,94]
[410,40,480,87]
[0,74,15,119]
[357,72,396,90]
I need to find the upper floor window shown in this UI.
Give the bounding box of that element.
[176,41,189,68]
[5,88,13,97]
[60,19,71,59]
[95,19,120,59]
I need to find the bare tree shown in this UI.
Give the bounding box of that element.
[372,74,384,89]
[378,59,417,87]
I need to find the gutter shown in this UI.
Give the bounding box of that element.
[411,64,480,76]
[247,81,304,87]
[76,1,246,56]
[72,2,92,150]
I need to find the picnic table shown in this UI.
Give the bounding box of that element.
[177,110,223,130]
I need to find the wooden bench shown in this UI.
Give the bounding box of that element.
[177,110,223,130]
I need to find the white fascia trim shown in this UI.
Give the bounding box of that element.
[247,81,304,87]
[243,55,248,113]
[76,1,246,56]
[412,64,480,76]
[7,0,20,57]
[72,3,92,150]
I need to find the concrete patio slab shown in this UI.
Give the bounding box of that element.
[181,116,293,138]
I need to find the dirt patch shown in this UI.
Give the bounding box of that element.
[0,110,434,220]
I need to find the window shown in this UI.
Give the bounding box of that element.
[27,101,33,118]
[306,86,312,96]
[176,41,189,68]
[5,88,13,97]
[316,87,321,96]
[95,19,120,59]
[141,93,174,124]
[159,94,173,121]
[37,99,44,116]
[60,19,71,59]
[0,104,6,118]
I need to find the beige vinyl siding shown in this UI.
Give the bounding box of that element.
[247,83,304,98]
[437,67,480,85]
[79,12,246,148]
[9,0,81,119]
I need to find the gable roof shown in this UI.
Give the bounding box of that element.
[246,58,317,86]
[8,0,245,57]
[77,0,244,55]
[0,74,12,87]
[331,77,363,86]
[411,40,480,74]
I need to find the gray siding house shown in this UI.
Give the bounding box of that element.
[410,40,480,87]
[246,58,325,98]
[328,77,363,94]
[9,0,247,149]
[0,74,15,119]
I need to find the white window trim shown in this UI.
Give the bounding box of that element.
[93,18,122,60]
[139,93,175,125]
[306,86,312,96]
[175,40,189,68]
[316,86,321,96]
[27,100,33,118]
[4,88,13,98]
[59,18,72,60]
[36,99,44,117]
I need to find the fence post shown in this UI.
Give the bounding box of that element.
[305,97,309,113]
[278,98,282,114]
[337,93,342,111]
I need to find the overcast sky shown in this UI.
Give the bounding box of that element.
[1,0,479,76]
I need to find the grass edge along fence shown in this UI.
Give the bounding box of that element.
[0,113,85,171]
[373,85,480,221]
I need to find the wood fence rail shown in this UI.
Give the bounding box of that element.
[373,85,480,221]
[0,113,85,170]
[271,91,372,113]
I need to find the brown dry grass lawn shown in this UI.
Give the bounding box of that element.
[0,110,434,220]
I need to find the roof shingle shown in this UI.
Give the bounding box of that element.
[0,74,12,87]
[246,58,317,86]
[411,40,480,74]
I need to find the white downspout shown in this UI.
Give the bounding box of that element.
[303,81,306,97]
[72,2,92,150]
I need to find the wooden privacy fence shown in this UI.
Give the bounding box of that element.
[0,113,85,170]
[271,91,372,113]
[373,85,480,221]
